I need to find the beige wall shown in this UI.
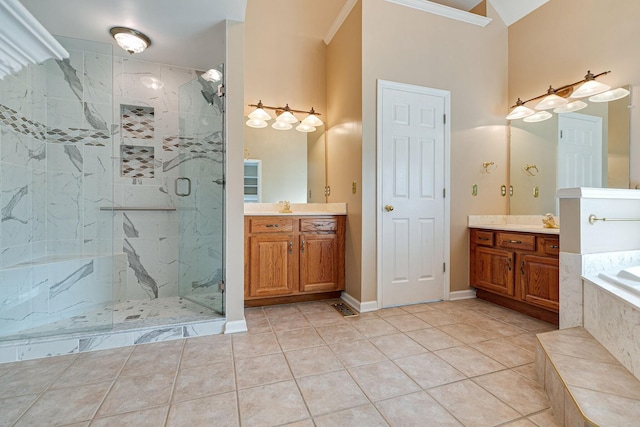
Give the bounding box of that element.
[509,0,640,189]
[225,20,246,324]
[326,1,363,301]
[360,0,509,297]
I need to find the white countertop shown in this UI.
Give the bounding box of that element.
[244,202,347,216]
[468,215,560,235]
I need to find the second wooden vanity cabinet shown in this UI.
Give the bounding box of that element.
[470,228,559,324]
[244,215,345,305]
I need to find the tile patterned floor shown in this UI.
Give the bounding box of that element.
[0,298,561,426]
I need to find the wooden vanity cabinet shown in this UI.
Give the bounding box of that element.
[470,228,559,324]
[245,215,345,305]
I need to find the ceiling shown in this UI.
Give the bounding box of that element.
[19,0,547,71]
[20,0,247,70]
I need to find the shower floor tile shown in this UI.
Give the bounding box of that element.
[10,296,223,340]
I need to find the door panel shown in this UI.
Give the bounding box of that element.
[380,82,448,307]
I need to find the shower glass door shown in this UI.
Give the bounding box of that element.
[176,64,225,315]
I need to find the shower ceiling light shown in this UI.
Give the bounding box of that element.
[202,68,223,82]
[110,27,151,54]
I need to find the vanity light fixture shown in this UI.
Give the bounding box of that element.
[246,101,323,132]
[589,87,630,103]
[110,27,151,54]
[570,70,611,98]
[275,105,298,124]
[553,100,588,114]
[523,111,552,123]
[506,98,535,120]
[534,86,568,110]
[507,70,629,121]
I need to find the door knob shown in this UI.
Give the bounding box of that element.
[384,205,394,212]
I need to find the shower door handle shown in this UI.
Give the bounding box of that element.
[175,177,191,197]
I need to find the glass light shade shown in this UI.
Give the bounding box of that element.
[113,32,148,54]
[302,114,323,127]
[202,68,223,82]
[506,105,535,120]
[553,100,588,114]
[272,121,293,130]
[295,123,316,133]
[523,111,552,123]
[140,76,164,90]
[246,118,268,128]
[570,80,610,99]
[588,87,630,103]
[248,107,271,121]
[534,94,568,110]
[276,111,298,124]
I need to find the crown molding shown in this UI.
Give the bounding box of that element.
[324,0,359,45]
[0,0,68,79]
[386,0,492,27]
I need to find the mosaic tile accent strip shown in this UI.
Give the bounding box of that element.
[121,145,155,178]
[121,104,154,140]
[0,104,46,140]
[163,133,224,154]
[0,104,109,146]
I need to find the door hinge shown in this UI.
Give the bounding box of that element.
[443,262,446,273]
[443,188,446,198]
[325,185,331,197]
[217,84,225,97]
[218,280,225,293]
[443,114,447,124]
[560,130,563,139]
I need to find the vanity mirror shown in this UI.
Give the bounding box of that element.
[244,121,326,203]
[509,86,631,215]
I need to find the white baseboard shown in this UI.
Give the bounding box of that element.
[449,289,477,301]
[340,292,379,313]
[223,319,248,334]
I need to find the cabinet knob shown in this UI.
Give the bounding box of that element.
[384,205,394,212]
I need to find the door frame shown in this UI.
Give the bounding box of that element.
[376,79,451,308]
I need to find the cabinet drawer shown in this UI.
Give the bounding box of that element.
[249,217,294,233]
[300,218,337,232]
[497,232,535,251]
[542,239,560,256]
[472,230,494,246]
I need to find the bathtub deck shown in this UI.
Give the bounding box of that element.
[536,327,640,426]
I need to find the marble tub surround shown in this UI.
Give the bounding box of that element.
[468,215,560,235]
[244,202,347,216]
[536,327,640,426]
[583,275,640,381]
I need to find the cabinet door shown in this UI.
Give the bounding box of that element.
[299,233,341,293]
[519,254,559,312]
[472,246,515,296]
[247,234,296,298]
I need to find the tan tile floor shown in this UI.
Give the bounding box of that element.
[0,298,561,426]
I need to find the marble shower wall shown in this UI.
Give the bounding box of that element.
[0,37,117,338]
[112,58,224,301]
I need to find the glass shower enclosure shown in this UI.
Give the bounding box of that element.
[176,64,226,315]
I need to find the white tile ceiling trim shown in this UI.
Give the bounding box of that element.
[0,0,68,79]
[386,0,492,27]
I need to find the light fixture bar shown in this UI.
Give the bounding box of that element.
[247,102,323,117]
[509,70,610,109]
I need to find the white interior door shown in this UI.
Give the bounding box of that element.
[557,113,603,190]
[378,80,449,307]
